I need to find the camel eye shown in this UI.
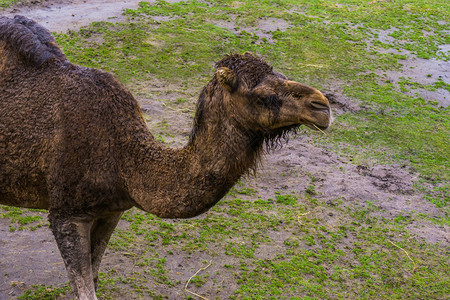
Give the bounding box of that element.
[266,95,280,105]
[257,94,280,108]
[292,93,304,99]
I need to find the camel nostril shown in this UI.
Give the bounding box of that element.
[310,101,330,112]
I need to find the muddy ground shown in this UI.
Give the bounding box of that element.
[0,1,448,299]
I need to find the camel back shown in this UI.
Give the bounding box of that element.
[0,15,67,67]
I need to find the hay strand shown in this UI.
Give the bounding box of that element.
[312,124,327,135]
[184,261,212,300]
[388,240,416,272]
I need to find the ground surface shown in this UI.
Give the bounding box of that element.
[0,1,449,299]
[1,0,143,32]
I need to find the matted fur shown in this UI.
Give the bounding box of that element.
[216,53,274,89]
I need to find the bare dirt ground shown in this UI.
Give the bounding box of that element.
[0,1,448,299]
[0,0,145,32]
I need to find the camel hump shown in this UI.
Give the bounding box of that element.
[0,15,67,67]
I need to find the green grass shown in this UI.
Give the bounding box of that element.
[0,206,46,231]
[0,0,29,8]
[97,195,450,298]
[17,285,70,300]
[330,80,449,180]
[15,193,449,299]
[0,0,15,7]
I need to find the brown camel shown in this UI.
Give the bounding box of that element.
[0,16,331,300]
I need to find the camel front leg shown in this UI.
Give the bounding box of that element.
[90,212,123,289]
[49,214,97,300]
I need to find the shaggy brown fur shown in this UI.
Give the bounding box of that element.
[0,16,331,300]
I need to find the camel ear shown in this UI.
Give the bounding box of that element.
[216,67,238,92]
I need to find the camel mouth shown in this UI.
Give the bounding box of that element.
[305,122,329,131]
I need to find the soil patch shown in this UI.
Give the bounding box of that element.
[378,57,450,107]
[0,0,149,32]
[362,27,450,107]
[0,221,67,297]
[322,91,362,114]
[210,17,292,44]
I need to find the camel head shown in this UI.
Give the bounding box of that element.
[212,53,331,140]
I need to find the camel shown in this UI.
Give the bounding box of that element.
[0,15,331,300]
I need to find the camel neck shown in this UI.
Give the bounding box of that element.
[121,118,263,219]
